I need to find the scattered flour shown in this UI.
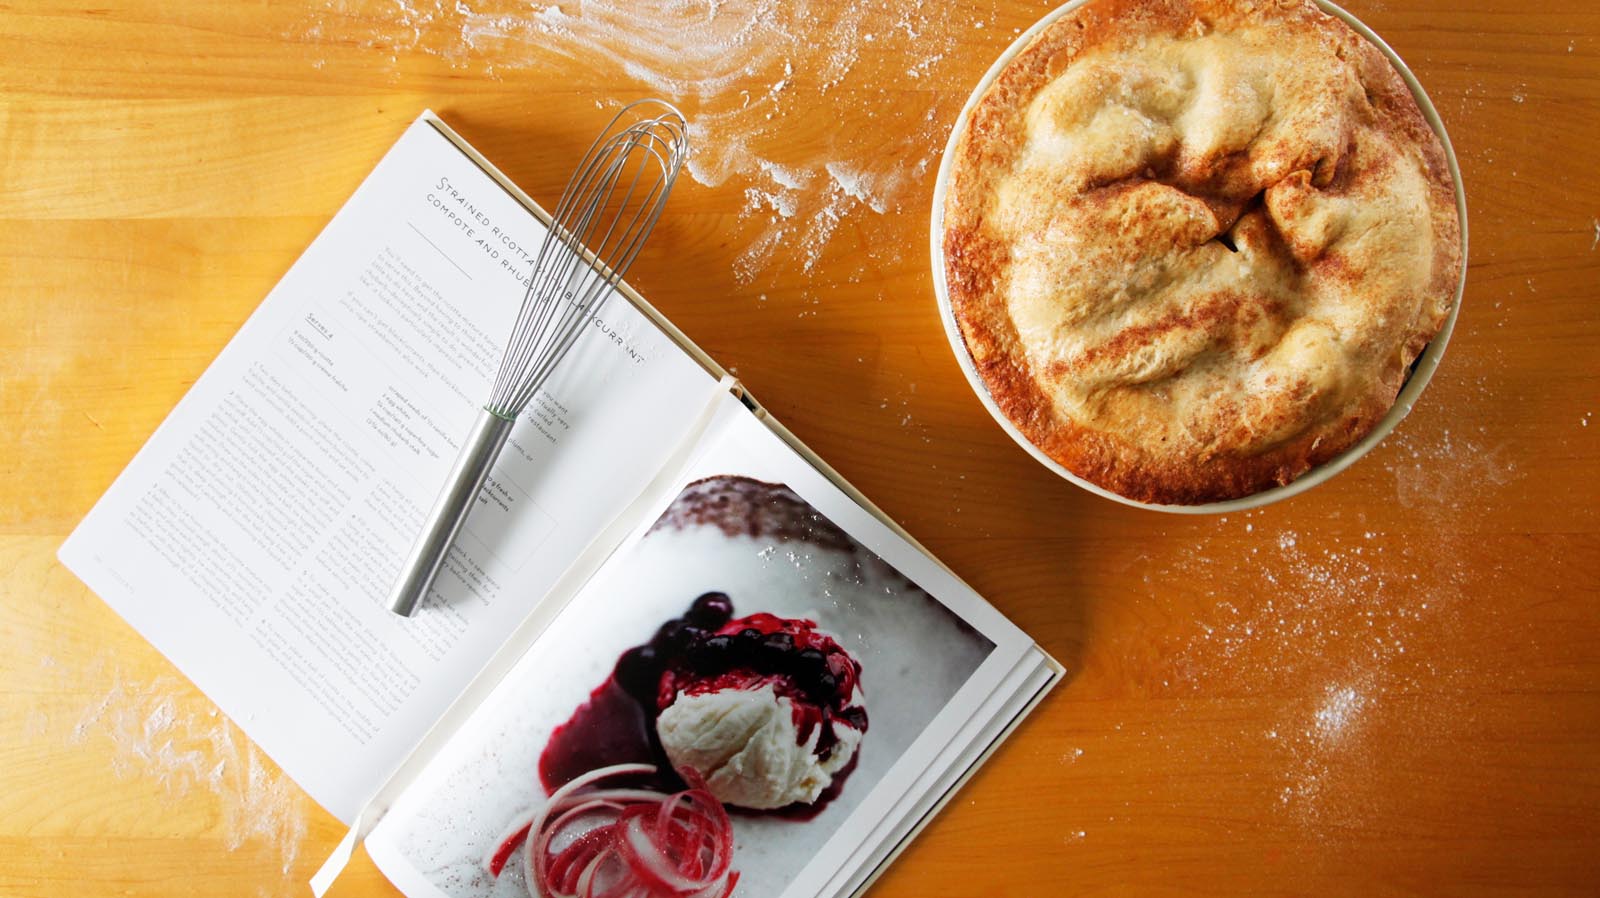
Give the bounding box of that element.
[64,662,309,875]
[1147,355,1522,831]
[1159,524,1432,688]
[1311,683,1366,746]
[1270,677,1376,823]
[292,0,1002,285]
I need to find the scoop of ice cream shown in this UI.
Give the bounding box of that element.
[657,683,863,809]
[654,609,868,810]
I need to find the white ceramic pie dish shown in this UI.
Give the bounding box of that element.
[929,0,1469,514]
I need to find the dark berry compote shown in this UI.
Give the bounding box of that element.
[538,592,867,817]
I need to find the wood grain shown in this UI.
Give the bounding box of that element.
[2,0,1597,895]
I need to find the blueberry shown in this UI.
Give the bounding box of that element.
[761,632,794,656]
[796,648,826,672]
[686,592,733,628]
[614,645,659,698]
[689,635,732,671]
[813,671,837,699]
[652,618,691,651]
[728,627,760,662]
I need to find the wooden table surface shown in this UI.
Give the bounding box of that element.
[3,0,1597,895]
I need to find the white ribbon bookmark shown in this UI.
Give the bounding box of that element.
[311,825,361,896]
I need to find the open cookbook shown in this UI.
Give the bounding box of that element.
[58,111,1063,898]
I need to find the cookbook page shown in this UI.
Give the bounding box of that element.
[361,393,1036,898]
[57,114,722,821]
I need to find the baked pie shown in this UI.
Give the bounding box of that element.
[942,0,1463,504]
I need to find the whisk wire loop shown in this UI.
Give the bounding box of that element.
[488,100,688,418]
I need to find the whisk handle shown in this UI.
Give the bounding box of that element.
[385,409,515,617]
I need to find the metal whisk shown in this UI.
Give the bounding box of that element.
[386,99,689,617]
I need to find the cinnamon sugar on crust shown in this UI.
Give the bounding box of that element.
[943,0,1461,504]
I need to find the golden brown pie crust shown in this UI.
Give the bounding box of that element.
[943,0,1462,504]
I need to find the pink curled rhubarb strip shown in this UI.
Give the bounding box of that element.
[485,764,739,898]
